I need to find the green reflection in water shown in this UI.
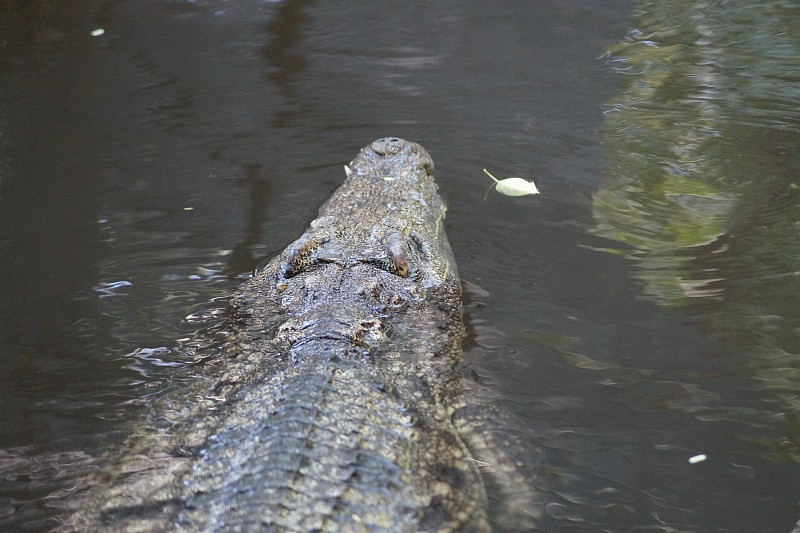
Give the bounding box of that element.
[594,1,800,318]
[595,0,800,307]
[593,0,800,507]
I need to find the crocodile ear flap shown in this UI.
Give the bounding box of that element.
[408,230,431,260]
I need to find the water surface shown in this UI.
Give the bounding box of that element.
[2,0,799,531]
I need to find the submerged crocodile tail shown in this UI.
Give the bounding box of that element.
[454,395,544,532]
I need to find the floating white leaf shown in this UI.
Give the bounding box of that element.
[483,169,540,197]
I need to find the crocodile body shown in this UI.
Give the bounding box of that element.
[64,138,528,532]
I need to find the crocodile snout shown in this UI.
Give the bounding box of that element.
[357,137,434,178]
[369,137,406,156]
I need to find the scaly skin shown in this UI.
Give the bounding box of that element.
[63,138,502,532]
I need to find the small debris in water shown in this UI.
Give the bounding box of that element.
[483,168,540,198]
[689,454,707,464]
[383,176,395,181]
[90,28,105,37]
[183,207,194,211]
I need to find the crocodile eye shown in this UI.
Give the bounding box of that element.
[373,224,410,278]
[385,244,409,278]
[282,236,327,278]
[282,254,318,278]
[280,217,339,278]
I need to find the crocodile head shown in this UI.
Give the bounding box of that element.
[267,137,460,357]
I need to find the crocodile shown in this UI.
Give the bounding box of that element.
[63,138,538,532]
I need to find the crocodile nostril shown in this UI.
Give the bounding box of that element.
[370,137,405,156]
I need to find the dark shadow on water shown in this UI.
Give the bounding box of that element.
[262,0,316,128]
[217,158,271,277]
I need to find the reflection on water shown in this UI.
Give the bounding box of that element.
[592,0,800,530]
[595,0,799,307]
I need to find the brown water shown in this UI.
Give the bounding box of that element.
[2,1,800,531]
